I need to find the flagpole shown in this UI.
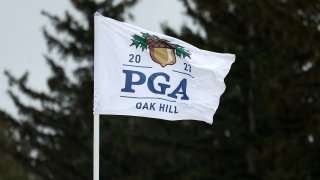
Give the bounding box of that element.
[94,114,100,180]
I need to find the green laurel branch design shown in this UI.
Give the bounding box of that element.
[175,45,191,59]
[130,34,148,51]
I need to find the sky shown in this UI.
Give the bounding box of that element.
[0,0,191,116]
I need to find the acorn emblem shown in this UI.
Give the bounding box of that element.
[130,33,191,67]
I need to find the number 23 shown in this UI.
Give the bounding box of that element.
[184,63,191,72]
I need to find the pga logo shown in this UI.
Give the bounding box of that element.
[121,70,189,100]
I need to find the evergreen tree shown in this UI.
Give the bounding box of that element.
[162,0,320,179]
[3,0,138,179]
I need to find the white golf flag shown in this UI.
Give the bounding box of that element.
[93,12,235,124]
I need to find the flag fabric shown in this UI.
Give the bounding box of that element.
[93,12,235,124]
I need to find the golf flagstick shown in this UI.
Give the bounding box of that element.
[93,114,100,180]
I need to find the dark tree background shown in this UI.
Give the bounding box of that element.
[0,111,28,180]
[1,0,320,179]
[163,0,320,179]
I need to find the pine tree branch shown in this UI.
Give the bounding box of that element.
[4,71,55,103]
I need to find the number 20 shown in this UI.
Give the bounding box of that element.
[129,54,141,63]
